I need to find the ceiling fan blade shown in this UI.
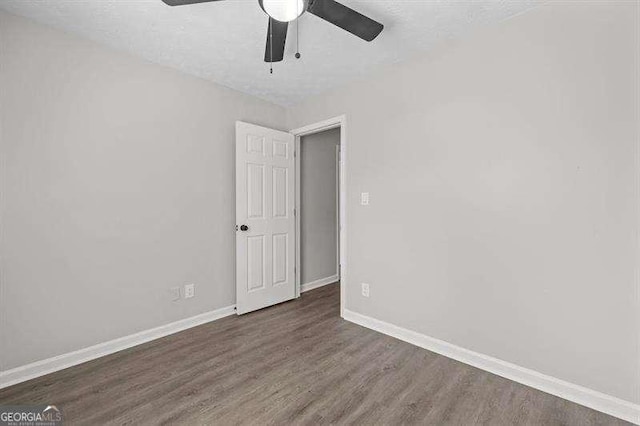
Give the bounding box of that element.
[161,0,223,6]
[264,18,288,63]
[307,0,383,42]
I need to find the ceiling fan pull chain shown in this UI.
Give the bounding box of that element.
[269,18,273,74]
[295,2,301,59]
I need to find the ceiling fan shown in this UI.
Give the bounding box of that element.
[160,0,383,64]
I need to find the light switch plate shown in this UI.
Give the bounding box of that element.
[361,283,370,298]
[361,192,369,206]
[185,283,195,299]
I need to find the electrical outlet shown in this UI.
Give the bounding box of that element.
[169,287,181,302]
[361,283,370,298]
[361,192,369,206]
[185,283,195,299]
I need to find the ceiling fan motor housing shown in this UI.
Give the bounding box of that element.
[258,0,309,22]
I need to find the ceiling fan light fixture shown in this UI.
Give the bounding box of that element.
[259,0,307,22]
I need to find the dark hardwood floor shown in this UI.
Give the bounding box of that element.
[0,283,628,425]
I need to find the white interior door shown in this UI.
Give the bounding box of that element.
[236,121,296,314]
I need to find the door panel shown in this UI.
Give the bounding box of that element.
[236,121,296,314]
[247,235,265,292]
[272,233,288,286]
[247,163,265,219]
[272,167,288,218]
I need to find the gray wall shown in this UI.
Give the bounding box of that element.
[300,128,340,284]
[287,1,640,404]
[0,11,286,370]
[1,0,639,408]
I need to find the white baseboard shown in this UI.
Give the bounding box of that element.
[343,309,640,425]
[0,304,236,390]
[300,274,339,293]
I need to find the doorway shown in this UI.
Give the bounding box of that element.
[291,116,347,317]
[298,128,340,292]
[235,117,346,316]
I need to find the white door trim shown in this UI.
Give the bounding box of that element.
[290,115,347,318]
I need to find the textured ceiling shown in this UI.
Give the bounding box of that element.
[0,0,540,106]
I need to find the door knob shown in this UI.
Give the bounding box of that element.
[240,225,249,231]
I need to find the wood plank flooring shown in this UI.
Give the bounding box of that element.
[0,283,628,425]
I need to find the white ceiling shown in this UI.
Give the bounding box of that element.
[0,0,540,106]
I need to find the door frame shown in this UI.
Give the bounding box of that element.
[290,115,347,318]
